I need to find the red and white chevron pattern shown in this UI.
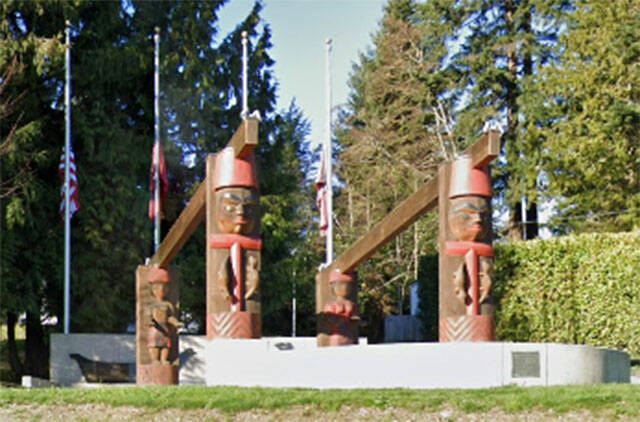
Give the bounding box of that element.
[207,311,261,340]
[439,315,495,342]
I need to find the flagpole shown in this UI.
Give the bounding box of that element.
[241,30,248,119]
[153,27,161,253]
[324,38,333,265]
[63,20,72,335]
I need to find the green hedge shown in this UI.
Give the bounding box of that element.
[417,231,640,354]
[494,231,640,354]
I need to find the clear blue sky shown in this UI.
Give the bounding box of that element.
[218,0,387,147]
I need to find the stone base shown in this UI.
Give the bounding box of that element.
[439,315,495,342]
[137,363,179,386]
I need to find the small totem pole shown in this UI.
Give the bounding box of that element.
[438,155,495,342]
[136,266,181,385]
[322,270,359,346]
[206,147,262,339]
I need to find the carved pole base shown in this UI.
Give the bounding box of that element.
[207,311,261,340]
[137,363,179,386]
[439,315,495,342]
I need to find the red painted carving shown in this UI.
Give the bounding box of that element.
[439,315,495,342]
[146,268,182,365]
[207,311,261,339]
[323,270,359,346]
[210,234,262,311]
[213,147,258,190]
[442,154,495,342]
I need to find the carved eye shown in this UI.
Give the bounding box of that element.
[224,205,235,213]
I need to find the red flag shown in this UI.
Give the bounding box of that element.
[315,150,328,237]
[59,145,79,220]
[149,142,169,220]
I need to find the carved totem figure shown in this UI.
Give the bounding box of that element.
[207,147,262,339]
[136,265,180,385]
[146,267,183,364]
[438,155,495,342]
[318,270,359,346]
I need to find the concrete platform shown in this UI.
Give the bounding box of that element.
[51,334,630,389]
[205,341,630,389]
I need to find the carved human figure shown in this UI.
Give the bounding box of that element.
[440,154,495,342]
[146,267,182,365]
[208,147,262,339]
[448,195,493,309]
[323,270,358,346]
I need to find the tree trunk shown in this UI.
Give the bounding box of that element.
[508,201,523,241]
[24,311,48,378]
[526,202,539,239]
[6,311,23,380]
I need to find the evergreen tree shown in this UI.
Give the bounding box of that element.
[335,0,458,340]
[528,0,640,232]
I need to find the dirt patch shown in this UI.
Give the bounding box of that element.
[0,403,631,421]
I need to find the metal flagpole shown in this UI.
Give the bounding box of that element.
[241,31,248,119]
[324,38,334,265]
[63,21,72,335]
[153,27,161,253]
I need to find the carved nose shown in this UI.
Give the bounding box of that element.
[236,204,245,216]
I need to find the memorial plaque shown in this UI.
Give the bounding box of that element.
[511,351,540,378]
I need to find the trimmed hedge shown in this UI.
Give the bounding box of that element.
[417,231,640,354]
[494,231,640,354]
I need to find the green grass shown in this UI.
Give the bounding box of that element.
[0,384,639,416]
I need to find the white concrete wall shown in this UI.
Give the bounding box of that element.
[205,341,630,389]
[51,334,630,389]
[50,333,136,386]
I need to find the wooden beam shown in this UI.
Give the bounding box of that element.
[328,130,501,274]
[227,117,259,158]
[467,130,501,168]
[150,182,206,268]
[331,176,440,274]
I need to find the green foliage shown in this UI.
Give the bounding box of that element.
[526,0,640,232]
[494,231,640,354]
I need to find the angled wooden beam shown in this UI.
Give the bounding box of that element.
[468,130,501,168]
[149,180,207,268]
[327,130,502,275]
[227,117,259,158]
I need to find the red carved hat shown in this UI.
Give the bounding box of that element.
[329,270,355,284]
[449,154,491,198]
[213,147,258,190]
[148,267,170,284]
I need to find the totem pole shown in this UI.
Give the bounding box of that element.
[438,155,495,342]
[206,146,262,339]
[321,270,359,346]
[136,266,181,385]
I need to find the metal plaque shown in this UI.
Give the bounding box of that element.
[511,351,540,378]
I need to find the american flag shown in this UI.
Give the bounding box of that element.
[315,149,328,237]
[148,141,169,220]
[59,145,79,220]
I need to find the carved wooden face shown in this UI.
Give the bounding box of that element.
[150,282,168,301]
[216,188,258,235]
[448,196,490,242]
[331,281,351,300]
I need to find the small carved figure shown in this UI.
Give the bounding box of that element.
[146,267,182,365]
[478,257,492,304]
[323,270,358,346]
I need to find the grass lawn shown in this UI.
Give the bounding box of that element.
[0,384,639,418]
